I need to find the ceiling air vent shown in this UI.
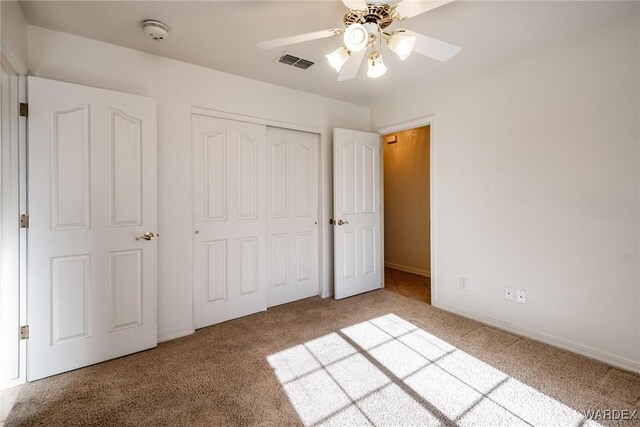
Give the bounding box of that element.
[278,52,314,70]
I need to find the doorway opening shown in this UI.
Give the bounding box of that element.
[382,125,431,304]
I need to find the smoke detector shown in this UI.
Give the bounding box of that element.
[142,20,170,41]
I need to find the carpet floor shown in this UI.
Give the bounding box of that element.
[6,290,640,426]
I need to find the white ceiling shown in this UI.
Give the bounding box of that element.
[20,1,640,106]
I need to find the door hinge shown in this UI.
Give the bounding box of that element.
[19,103,28,117]
[20,214,29,228]
[20,325,29,340]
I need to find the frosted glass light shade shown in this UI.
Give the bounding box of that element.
[387,32,416,61]
[367,51,387,78]
[326,47,351,72]
[343,23,368,52]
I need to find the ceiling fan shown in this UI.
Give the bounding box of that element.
[257,0,461,81]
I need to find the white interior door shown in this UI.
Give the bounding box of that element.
[266,127,319,307]
[333,128,382,299]
[192,114,267,328]
[27,77,157,380]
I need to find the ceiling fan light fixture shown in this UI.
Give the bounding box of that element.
[387,32,416,61]
[343,23,368,52]
[326,46,351,72]
[367,51,387,78]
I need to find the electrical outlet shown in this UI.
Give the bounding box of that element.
[459,277,468,291]
[516,289,526,304]
[504,287,514,301]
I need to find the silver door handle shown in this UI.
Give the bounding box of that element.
[336,219,349,226]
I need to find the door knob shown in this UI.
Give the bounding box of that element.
[136,232,155,241]
[336,219,349,226]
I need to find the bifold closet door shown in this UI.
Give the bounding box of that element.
[266,127,319,307]
[192,115,267,328]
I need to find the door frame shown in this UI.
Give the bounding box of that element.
[0,47,27,389]
[377,116,436,304]
[190,106,325,318]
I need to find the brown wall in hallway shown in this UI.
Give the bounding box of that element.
[383,126,430,276]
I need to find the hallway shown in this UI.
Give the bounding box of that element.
[384,267,431,304]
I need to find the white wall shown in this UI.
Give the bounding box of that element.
[28,25,370,341]
[372,16,640,371]
[0,1,28,73]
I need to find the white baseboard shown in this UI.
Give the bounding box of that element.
[385,262,430,277]
[434,301,640,374]
[157,326,194,343]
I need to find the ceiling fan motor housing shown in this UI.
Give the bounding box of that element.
[343,4,395,30]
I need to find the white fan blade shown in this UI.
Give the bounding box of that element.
[395,0,454,19]
[404,30,461,62]
[257,29,340,50]
[342,0,368,11]
[337,49,367,81]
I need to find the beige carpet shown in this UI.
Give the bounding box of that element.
[6,290,640,426]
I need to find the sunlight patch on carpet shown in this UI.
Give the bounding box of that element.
[267,313,600,427]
